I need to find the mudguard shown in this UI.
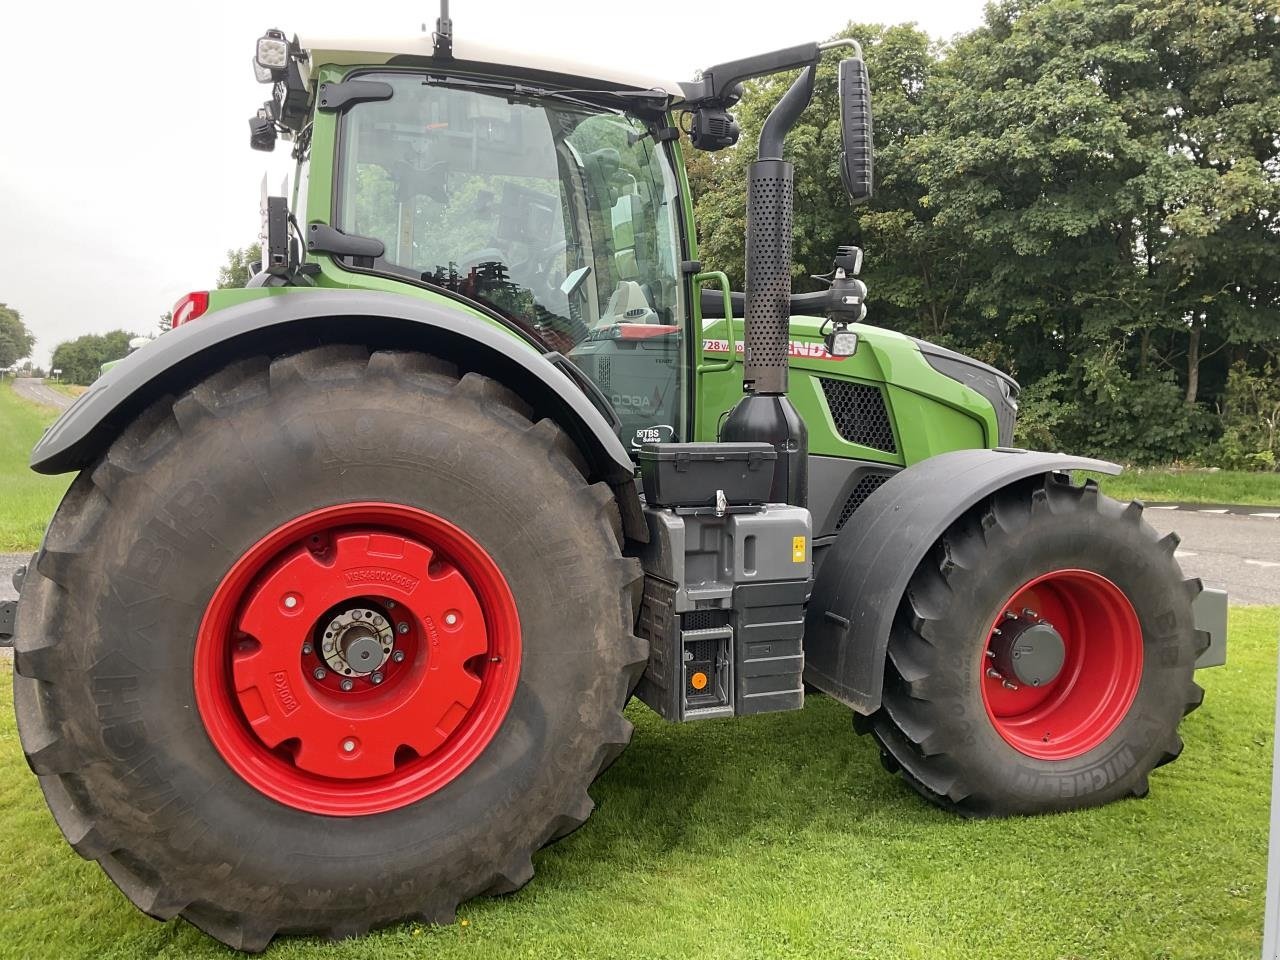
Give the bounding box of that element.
[30,290,635,489]
[803,448,1121,715]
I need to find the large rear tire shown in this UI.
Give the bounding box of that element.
[12,346,645,950]
[861,474,1207,816]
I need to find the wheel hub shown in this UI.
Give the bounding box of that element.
[989,611,1066,688]
[320,607,394,676]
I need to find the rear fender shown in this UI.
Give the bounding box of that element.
[30,290,645,539]
[804,448,1121,714]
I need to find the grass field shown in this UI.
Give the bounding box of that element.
[46,382,89,400]
[1088,467,1280,507]
[0,382,72,551]
[1,607,1275,960]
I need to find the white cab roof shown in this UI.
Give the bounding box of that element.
[302,34,688,99]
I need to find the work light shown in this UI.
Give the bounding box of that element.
[256,34,290,70]
[824,328,859,357]
[252,58,274,83]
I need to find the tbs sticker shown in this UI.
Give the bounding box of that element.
[632,424,675,448]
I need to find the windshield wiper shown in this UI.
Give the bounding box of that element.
[421,74,670,113]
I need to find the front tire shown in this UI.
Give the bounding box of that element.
[863,475,1208,816]
[13,346,645,950]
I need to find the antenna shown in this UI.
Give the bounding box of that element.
[433,0,453,58]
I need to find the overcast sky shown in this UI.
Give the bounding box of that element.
[0,0,988,368]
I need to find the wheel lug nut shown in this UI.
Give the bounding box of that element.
[386,600,396,608]
[986,667,1002,680]
[371,672,385,685]
[1002,680,1019,690]
[283,594,299,609]
[1022,608,1037,619]
[397,622,409,635]
[444,612,459,626]
[340,678,354,691]
[342,739,356,753]
[313,667,327,680]
[301,642,313,655]
[392,650,406,663]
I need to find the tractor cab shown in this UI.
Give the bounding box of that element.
[331,73,688,448]
[250,31,692,452]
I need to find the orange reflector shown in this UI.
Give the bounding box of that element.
[691,671,708,691]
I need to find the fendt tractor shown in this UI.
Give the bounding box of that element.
[1,8,1228,950]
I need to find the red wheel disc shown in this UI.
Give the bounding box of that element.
[194,503,521,816]
[980,569,1142,760]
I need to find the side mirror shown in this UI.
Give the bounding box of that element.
[838,58,874,204]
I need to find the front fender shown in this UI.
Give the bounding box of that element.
[803,448,1120,714]
[31,290,636,489]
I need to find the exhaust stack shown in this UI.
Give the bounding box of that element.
[719,65,818,506]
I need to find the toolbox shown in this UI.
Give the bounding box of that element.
[638,442,776,508]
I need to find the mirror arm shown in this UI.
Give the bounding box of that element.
[819,38,864,58]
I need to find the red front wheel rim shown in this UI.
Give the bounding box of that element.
[980,569,1143,761]
[194,502,521,816]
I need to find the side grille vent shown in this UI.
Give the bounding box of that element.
[836,472,892,529]
[818,378,896,453]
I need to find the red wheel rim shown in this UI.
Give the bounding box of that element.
[980,569,1142,760]
[194,503,521,816]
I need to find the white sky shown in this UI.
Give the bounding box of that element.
[0,0,987,368]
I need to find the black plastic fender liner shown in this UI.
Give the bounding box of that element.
[29,290,639,510]
[803,448,1121,715]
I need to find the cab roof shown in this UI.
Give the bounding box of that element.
[301,34,690,102]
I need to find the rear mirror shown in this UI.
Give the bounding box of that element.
[838,58,874,204]
[560,266,592,298]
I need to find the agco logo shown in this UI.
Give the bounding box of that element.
[611,394,653,410]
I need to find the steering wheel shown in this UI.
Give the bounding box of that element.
[453,247,507,275]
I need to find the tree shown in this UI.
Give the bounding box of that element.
[0,303,35,369]
[217,243,263,289]
[158,311,173,333]
[50,330,137,385]
[689,0,1279,465]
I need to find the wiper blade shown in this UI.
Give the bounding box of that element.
[422,74,670,112]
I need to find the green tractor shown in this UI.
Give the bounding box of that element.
[2,10,1227,951]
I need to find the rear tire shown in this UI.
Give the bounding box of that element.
[12,346,645,950]
[863,475,1207,816]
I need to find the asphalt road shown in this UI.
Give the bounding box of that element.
[1,508,1274,614]
[10,377,74,411]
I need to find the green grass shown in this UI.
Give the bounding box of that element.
[0,382,72,551]
[1087,467,1280,507]
[0,607,1275,960]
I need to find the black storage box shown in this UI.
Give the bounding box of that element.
[639,442,776,508]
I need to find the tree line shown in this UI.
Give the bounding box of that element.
[688,0,1279,468]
